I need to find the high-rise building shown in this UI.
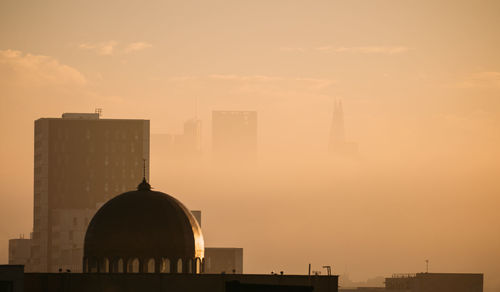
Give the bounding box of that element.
[29,113,149,272]
[329,101,357,157]
[212,111,257,161]
[182,118,202,155]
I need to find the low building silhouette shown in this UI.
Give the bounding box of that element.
[385,273,483,292]
[205,248,243,274]
[340,273,483,292]
[8,237,31,266]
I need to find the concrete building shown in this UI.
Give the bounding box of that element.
[8,237,31,265]
[191,210,202,227]
[204,248,243,274]
[212,111,257,161]
[30,112,149,273]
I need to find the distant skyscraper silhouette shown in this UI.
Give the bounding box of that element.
[329,100,358,157]
[329,100,345,151]
[212,111,257,162]
[179,118,202,156]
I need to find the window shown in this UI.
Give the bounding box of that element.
[146,258,155,273]
[161,258,170,273]
[177,259,183,273]
[127,258,140,273]
[117,258,124,273]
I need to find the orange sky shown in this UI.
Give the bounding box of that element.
[1,0,499,291]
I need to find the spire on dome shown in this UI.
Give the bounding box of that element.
[137,158,151,191]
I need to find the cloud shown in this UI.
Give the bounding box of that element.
[123,42,153,53]
[0,49,87,87]
[457,71,500,89]
[319,46,410,54]
[78,41,117,56]
[78,41,153,55]
[279,45,410,55]
[208,74,284,82]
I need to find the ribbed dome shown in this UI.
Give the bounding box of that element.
[84,181,204,262]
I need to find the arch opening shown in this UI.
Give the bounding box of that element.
[195,258,202,274]
[88,257,98,273]
[177,258,183,274]
[146,258,155,273]
[117,258,124,273]
[161,258,170,273]
[99,258,109,273]
[127,258,140,273]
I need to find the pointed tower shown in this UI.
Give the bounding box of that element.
[329,99,346,152]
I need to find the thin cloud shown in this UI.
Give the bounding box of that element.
[0,49,86,86]
[280,45,410,54]
[320,46,410,54]
[209,74,284,82]
[78,41,118,56]
[123,42,153,53]
[77,41,152,55]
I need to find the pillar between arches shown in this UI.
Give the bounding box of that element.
[154,257,161,273]
[139,258,145,273]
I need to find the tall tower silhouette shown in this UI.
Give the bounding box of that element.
[329,100,357,156]
[329,100,345,152]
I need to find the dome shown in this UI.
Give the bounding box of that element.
[83,178,204,274]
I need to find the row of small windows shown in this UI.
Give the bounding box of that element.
[51,143,140,154]
[55,128,141,141]
[84,257,203,274]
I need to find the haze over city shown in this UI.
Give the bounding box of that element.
[1,1,499,291]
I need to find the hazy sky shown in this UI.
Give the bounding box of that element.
[1,0,499,291]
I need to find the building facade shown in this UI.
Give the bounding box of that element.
[204,248,243,274]
[29,113,149,273]
[8,237,31,266]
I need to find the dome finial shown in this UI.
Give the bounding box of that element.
[137,158,151,191]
